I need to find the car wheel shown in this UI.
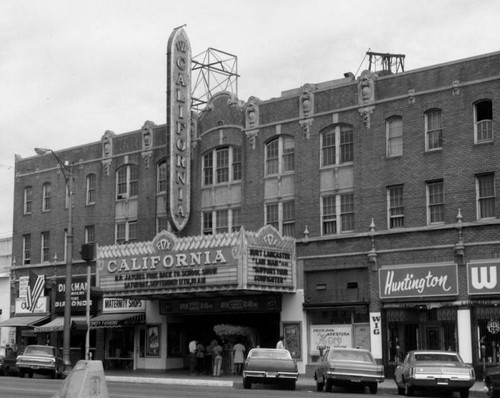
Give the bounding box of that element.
[459,389,469,398]
[404,381,413,396]
[325,379,333,393]
[286,380,296,390]
[397,385,405,395]
[369,382,378,394]
[243,378,251,389]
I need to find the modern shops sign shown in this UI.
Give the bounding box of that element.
[96,225,296,296]
[467,260,500,295]
[167,27,191,232]
[378,263,458,299]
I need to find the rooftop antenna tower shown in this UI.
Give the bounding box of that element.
[191,48,239,112]
[367,51,405,75]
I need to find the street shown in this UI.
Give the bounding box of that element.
[0,375,402,398]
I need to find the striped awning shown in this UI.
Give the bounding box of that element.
[89,313,145,329]
[0,315,50,328]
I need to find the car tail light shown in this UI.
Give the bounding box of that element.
[409,367,415,377]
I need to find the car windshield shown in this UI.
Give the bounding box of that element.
[413,353,460,362]
[249,350,291,360]
[24,346,55,357]
[329,350,373,363]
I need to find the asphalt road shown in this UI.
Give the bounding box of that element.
[0,375,400,398]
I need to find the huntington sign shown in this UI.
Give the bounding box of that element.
[167,27,191,231]
[378,263,458,299]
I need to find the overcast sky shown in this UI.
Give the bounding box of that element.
[1,0,499,238]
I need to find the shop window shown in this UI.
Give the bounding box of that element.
[388,185,404,228]
[476,173,496,219]
[386,116,403,157]
[427,180,444,224]
[106,328,134,369]
[24,186,33,215]
[475,99,493,143]
[425,109,443,151]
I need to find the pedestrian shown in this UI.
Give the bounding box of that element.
[195,341,205,375]
[212,340,223,376]
[233,340,245,375]
[276,335,285,350]
[188,339,197,375]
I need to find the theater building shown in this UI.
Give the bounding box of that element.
[8,26,500,376]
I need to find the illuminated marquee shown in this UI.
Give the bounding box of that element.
[167,27,191,231]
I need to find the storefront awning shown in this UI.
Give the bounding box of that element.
[0,315,50,328]
[33,316,88,333]
[89,313,145,329]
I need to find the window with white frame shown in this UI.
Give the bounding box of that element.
[24,186,33,215]
[265,200,295,236]
[475,100,493,143]
[202,208,241,235]
[85,225,95,244]
[265,136,294,176]
[157,160,167,193]
[42,182,51,212]
[23,234,31,265]
[116,165,138,200]
[425,109,443,151]
[202,147,242,186]
[386,116,403,157]
[476,173,495,219]
[41,231,50,262]
[321,125,354,166]
[427,180,444,224]
[116,220,137,244]
[388,185,404,228]
[86,174,96,205]
[321,193,354,235]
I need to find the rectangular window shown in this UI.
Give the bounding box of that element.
[86,174,96,205]
[85,225,95,243]
[322,130,336,166]
[24,186,33,214]
[157,161,167,193]
[475,100,493,143]
[129,166,138,197]
[427,181,444,224]
[115,221,136,243]
[216,148,229,184]
[117,165,138,199]
[202,212,213,235]
[232,147,242,181]
[216,209,229,234]
[322,195,337,235]
[388,185,404,228]
[41,232,50,262]
[339,126,354,163]
[387,117,403,157]
[282,137,295,172]
[231,208,241,232]
[116,222,126,243]
[266,203,279,230]
[266,140,279,175]
[426,109,443,150]
[282,200,295,236]
[23,234,31,265]
[477,173,495,219]
[157,216,169,233]
[42,183,51,212]
[128,221,137,242]
[340,193,354,232]
[117,168,127,197]
[203,152,213,186]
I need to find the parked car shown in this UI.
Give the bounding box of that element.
[242,348,299,390]
[483,365,500,398]
[16,345,64,379]
[394,350,475,398]
[0,346,18,376]
[314,347,384,394]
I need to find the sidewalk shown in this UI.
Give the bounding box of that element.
[104,369,486,396]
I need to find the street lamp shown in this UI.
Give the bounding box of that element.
[35,147,73,374]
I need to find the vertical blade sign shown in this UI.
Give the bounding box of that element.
[167,27,191,231]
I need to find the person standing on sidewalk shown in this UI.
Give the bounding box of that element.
[276,336,285,350]
[188,339,197,375]
[233,340,246,375]
[212,340,223,376]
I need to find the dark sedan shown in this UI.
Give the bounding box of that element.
[394,350,475,398]
[314,347,384,393]
[242,348,299,390]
